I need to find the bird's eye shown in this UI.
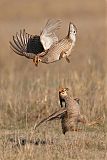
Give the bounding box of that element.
[74,30,76,34]
[61,92,65,94]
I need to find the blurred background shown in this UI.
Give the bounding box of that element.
[0,0,106,70]
[0,1,107,159]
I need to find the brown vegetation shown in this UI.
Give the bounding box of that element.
[0,0,106,159]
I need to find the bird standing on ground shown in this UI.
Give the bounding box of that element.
[34,88,86,134]
[34,22,77,66]
[9,19,61,63]
[34,88,101,134]
[58,88,86,134]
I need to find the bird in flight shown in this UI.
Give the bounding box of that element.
[10,20,77,66]
[33,22,77,66]
[9,19,61,63]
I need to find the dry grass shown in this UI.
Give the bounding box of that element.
[0,0,106,159]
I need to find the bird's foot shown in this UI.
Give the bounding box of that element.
[59,51,65,60]
[33,56,39,67]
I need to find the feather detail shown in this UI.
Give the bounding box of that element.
[40,19,61,50]
[34,107,66,129]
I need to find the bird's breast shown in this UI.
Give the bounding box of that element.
[41,39,73,63]
[46,40,72,60]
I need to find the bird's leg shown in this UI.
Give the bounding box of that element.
[33,56,39,67]
[35,56,39,67]
[59,51,70,63]
[59,51,65,59]
[33,57,35,63]
[66,56,70,63]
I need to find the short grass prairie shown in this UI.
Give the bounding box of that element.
[0,0,106,159]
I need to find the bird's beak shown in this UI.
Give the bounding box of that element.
[59,87,64,93]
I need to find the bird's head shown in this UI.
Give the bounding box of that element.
[59,87,69,99]
[68,22,77,42]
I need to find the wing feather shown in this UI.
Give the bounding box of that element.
[12,36,22,50]
[9,41,35,59]
[9,41,23,53]
[10,45,23,56]
[10,29,44,58]
[19,29,25,46]
[34,107,67,129]
[40,19,61,50]
[16,32,24,48]
[9,19,61,59]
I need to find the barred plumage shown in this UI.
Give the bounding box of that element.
[34,88,83,133]
[40,38,73,63]
[34,88,101,134]
[34,22,77,66]
[59,88,81,134]
[9,19,61,59]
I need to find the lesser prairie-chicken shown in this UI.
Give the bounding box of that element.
[34,22,77,66]
[9,19,61,62]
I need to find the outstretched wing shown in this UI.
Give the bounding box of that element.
[40,19,61,50]
[34,107,67,129]
[9,29,44,59]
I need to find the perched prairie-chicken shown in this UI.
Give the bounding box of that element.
[34,88,101,134]
[9,19,61,60]
[34,22,77,66]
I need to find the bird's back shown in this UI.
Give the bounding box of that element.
[66,97,80,115]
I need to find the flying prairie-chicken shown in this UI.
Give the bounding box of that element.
[9,19,61,62]
[33,22,77,66]
[34,88,101,134]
